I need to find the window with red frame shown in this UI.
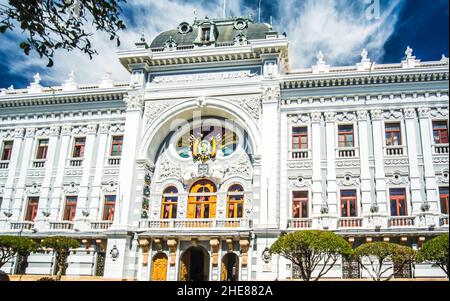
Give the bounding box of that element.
[439,187,449,214]
[340,190,357,217]
[390,188,407,216]
[433,121,449,144]
[292,127,308,150]
[292,191,308,218]
[1,141,13,161]
[102,195,116,221]
[63,196,77,221]
[385,123,402,146]
[36,139,49,160]
[72,137,86,158]
[25,197,39,221]
[110,136,123,157]
[338,125,354,147]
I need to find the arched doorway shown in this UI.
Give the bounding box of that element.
[221,253,239,281]
[151,253,168,281]
[188,180,217,219]
[179,246,210,281]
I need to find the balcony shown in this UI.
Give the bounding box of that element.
[384,145,405,156]
[433,144,449,154]
[336,147,358,158]
[90,221,113,230]
[440,215,449,226]
[338,217,363,228]
[49,221,74,230]
[32,159,46,168]
[9,221,34,230]
[290,149,310,160]
[106,156,121,166]
[0,160,9,169]
[388,216,415,227]
[287,218,312,229]
[67,158,83,167]
[139,218,251,229]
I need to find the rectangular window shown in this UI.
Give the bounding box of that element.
[440,187,449,215]
[385,123,402,146]
[110,136,123,157]
[340,190,357,217]
[25,197,39,221]
[102,195,116,221]
[36,139,49,160]
[72,137,86,158]
[390,188,407,216]
[292,127,308,150]
[0,197,3,210]
[201,28,211,41]
[433,121,449,144]
[1,141,13,161]
[292,191,308,218]
[63,196,78,221]
[338,125,354,147]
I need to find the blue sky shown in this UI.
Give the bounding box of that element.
[0,0,448,89]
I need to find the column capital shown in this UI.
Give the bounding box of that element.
[370,109,383,121]
[99,123,111,134]
[124,95,144,111]
[404,107,417,119]
[417,107,431,118]
[24,127,35,138]
[61,125,72,136]
[86,123,98,135]
[49,126,60,137]
[357,110,369,121]
[261,86,280,103]
[324,111,336,122]
[310,112,322,123]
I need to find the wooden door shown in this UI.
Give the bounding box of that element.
[151,253,168,281]
[179,251,190,281]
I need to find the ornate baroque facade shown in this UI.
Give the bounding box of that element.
[0,16,449,280]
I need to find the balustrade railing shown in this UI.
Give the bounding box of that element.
[337,147,358,158]
[49,221,74,230]
[32,159,46,168]
[384,145,405,156]
[139,218,250,229]
[0,160,9,169]
[388,216,415,227]
[433,144,449,154]
[338,217,363,228]
[290,149,310,159]
[288,218,312,229]
[67,158,83,167]
[10,221,34,230]
[107,157,121,166]
[90,221,113,230]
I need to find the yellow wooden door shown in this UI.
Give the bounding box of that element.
[221,261,227,281]
[151,253,168,281]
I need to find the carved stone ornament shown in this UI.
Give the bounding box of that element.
[261,247,272,264]
[110,245,120,261]
[336,112,357,122]
[86,123,98,135]
[24,128,35,138]
[159,155,182,180]
[430,107,449,118]
[356,110,368,121]
[417,107,431,118]
[63,182,79,194]
[310,112,322,123]
[288,114,311,124]
[145,102,170,124]
[102,180,118,192]
[386,173,410,185]
[383,110,403,120]
[370,109,383,121]
[25,182,41,195]
[62,126,72,136]
[237,97,261,121]
[324,111,336,122]
[124,95,144,111]
[403,108,417,119]
[337,174,360,187]
[262,86,280,103]
[289,176,311,188]
[225,156,252,178]
[436,170,449,184]
[99,123,111,134]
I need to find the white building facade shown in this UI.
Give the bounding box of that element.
[0,16,449,280]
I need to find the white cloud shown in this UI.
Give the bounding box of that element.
[0,0,405,87]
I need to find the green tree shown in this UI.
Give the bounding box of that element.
[270,230,353,281]
[40,236,80,281]
[0,235,37,269]
[0,0,127,67]
[354,242,416,281]
[417,234,449,278]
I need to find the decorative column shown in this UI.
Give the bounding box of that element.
[89,123,110,219]
[3,128,25,220]
[210,238,220,281]
[324,111,337,229]
[74,124,98,229]
[138,238,151,281]
[50,126,72,219]
[11,128,34,220]
[418,107,439,226]
[357,110,373,223]
[260,86,280,227]
[404,108,424,217]
[370,109,388,227]
[239,238,250,281]
[114,95,144,228]
[310,112,323,226]
[167,238,178,281]
[37,126,60,218]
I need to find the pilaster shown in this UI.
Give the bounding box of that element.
[357,110,373,219]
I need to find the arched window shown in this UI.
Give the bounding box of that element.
[188,180,217,219]
[227,184,244,218]
[161,186,178,219]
